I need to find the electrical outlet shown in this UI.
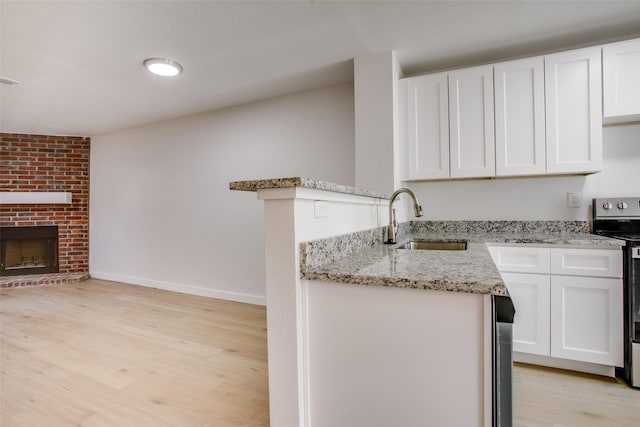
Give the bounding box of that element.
[567,192,581,208]
[314,201,329,218]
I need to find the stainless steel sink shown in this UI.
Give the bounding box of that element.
[396,240,467,251]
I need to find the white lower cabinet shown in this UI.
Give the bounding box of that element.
[550,275,623,366]
[501,272,550,356]
[489,245,623,372]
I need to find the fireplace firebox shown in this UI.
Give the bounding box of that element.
[0,226,59,276]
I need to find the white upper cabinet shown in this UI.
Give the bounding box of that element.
[406,72,450,180]
[603,38,640,122]
[545,47,603,174]
[448,65,496,178]
[400,42,617,181]
[494,57,546,176]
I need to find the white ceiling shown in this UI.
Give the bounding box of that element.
[2,1,640,137]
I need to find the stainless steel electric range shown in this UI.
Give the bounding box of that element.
[592,197,640,389]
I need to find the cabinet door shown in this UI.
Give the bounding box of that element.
[550,276,623,366]
[448,65,495,178]
[406,73,450,180]
[494,57,546,176]
[603,38,640,121]
[502,272,551,356]
[545,47,602,174]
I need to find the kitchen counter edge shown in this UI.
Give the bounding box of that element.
[300,229,625,297]
[229,176,389,199]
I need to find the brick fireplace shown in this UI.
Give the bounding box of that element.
[1,133,90,287]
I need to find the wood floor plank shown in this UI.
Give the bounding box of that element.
[2,279,639,426]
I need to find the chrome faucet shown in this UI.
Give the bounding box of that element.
[385,188,423,244]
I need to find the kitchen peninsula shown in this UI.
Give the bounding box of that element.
[230,177,622,427]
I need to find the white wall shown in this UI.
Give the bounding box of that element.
[406,123,640,221]
[354,52,401,195]
[89,84,355,304]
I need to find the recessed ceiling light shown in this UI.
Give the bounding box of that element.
[143,58,183,77]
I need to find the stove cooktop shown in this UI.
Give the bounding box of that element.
[602,233,640,244]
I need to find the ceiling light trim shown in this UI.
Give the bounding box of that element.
[143,58,183,77]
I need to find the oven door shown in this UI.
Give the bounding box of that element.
[617,244,640,388]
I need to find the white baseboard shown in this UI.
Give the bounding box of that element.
[89,271,266,306]
[514,352,616,377]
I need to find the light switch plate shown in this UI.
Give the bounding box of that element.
[314,200,329,218]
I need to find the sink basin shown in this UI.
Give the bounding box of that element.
[397,240,467,251]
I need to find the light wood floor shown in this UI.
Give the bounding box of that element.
[2,280,639,427]
[514,362,640,427]
[0,279,269,427]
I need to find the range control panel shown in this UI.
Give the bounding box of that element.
[593,197,640,219]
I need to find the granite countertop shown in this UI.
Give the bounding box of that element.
[300,222,625,297]
[229,176,389,199]
[303,239,508,295]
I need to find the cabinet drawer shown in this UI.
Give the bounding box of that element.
[550,248,622,278]
[488,246,550,274]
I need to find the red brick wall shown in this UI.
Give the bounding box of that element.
[1,133,90,273]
